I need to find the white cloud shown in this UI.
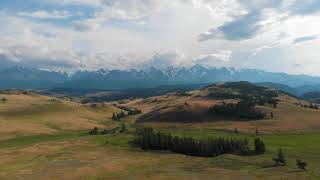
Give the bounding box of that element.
[43,0,103,6]
[0,0,320,75]
[193,50,232,67]
[146,50,188,69]
[18,10,73,19]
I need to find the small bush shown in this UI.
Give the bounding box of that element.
[234,128,239,135]
[112,111,126,121]
[273,148,286,166]
[89,127,99,135]
[255,128,260,136]
[254,137,266,154]
[296,160,307,170]
[119,122,127,133]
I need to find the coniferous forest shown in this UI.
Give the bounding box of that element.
[134,127,265,157]
[209,100,267,119]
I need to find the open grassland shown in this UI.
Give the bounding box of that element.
[127,93,320,134]
[0,128,319,179]
[1,90,320,179]
[0,92,120,140]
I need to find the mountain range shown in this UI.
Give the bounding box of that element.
[1,65,320,96]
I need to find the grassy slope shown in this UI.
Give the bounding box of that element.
[0,92,120,140]
[0,91,319,179]
[0,128,318,179]
[128,92,320,134]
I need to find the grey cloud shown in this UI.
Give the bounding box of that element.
[0,56,18,70]
[199,11,262,41]
[198,28,220,42]
[293,35,318,44]
[101,0,117,6]
[193,51,232,67]
[239,0,283,10]
[0,54,76,71]
[72,21,95,31]
[290,0,320,15]
[198,0,284,41]
[146,52,186,69]
[217,11,261,40]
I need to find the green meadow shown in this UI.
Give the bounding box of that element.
[0,92,319,179]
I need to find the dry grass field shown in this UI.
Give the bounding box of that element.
[0,91,120,140]
[125,88,320,134]
[1,85,320,179]
[0,129,318,180]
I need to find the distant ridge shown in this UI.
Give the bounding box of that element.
[1,65,320,93]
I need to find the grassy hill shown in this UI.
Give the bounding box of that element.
[0,83,320,179]
[124,82,320,133]
[0,90,120,140]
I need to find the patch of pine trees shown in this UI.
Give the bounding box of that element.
[296,102,318,110]
[209,100,266,119]
[112,111,127,121]
[134,127,266,157]
[112,109,142,121]
[1,98,7,103]
[89,123,127,135]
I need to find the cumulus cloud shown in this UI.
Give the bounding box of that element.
[218,12,262,40]
[0,0,320,75]
[72,20,99,31]
[97,0,157,21]
[193,50,232,67]
[148,51,188,68]
[198,0,286,41]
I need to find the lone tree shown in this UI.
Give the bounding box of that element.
[272,102,277,108]
[273,148,286,166]
[235,128,239,135]
[296,160,307,170]
[255,128,260,136]
[119,122,127,133]
[89,127,99,135]
[254,137,266,154]
[270,112,274,118]
[112,113,116,120]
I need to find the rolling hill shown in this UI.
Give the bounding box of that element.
[0,82,320,179]
[123,82,320,133]
[0,90,120,140]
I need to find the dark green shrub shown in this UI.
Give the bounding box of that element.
[89,127,99,135]
[134,127,255,157]
[273,148,286,166]
[254,137,266,154]
[296,160,307,170]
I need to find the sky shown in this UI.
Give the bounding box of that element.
[0,0,320,75]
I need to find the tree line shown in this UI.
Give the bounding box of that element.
[89,123,127,135]
[133,127,266,157]
[209,100,267,119]
[112,108,142,121]
[1,98,7,103]
[295,102,318,110]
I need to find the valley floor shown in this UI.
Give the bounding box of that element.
[0,128,319,180]
[0,91,320,179]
